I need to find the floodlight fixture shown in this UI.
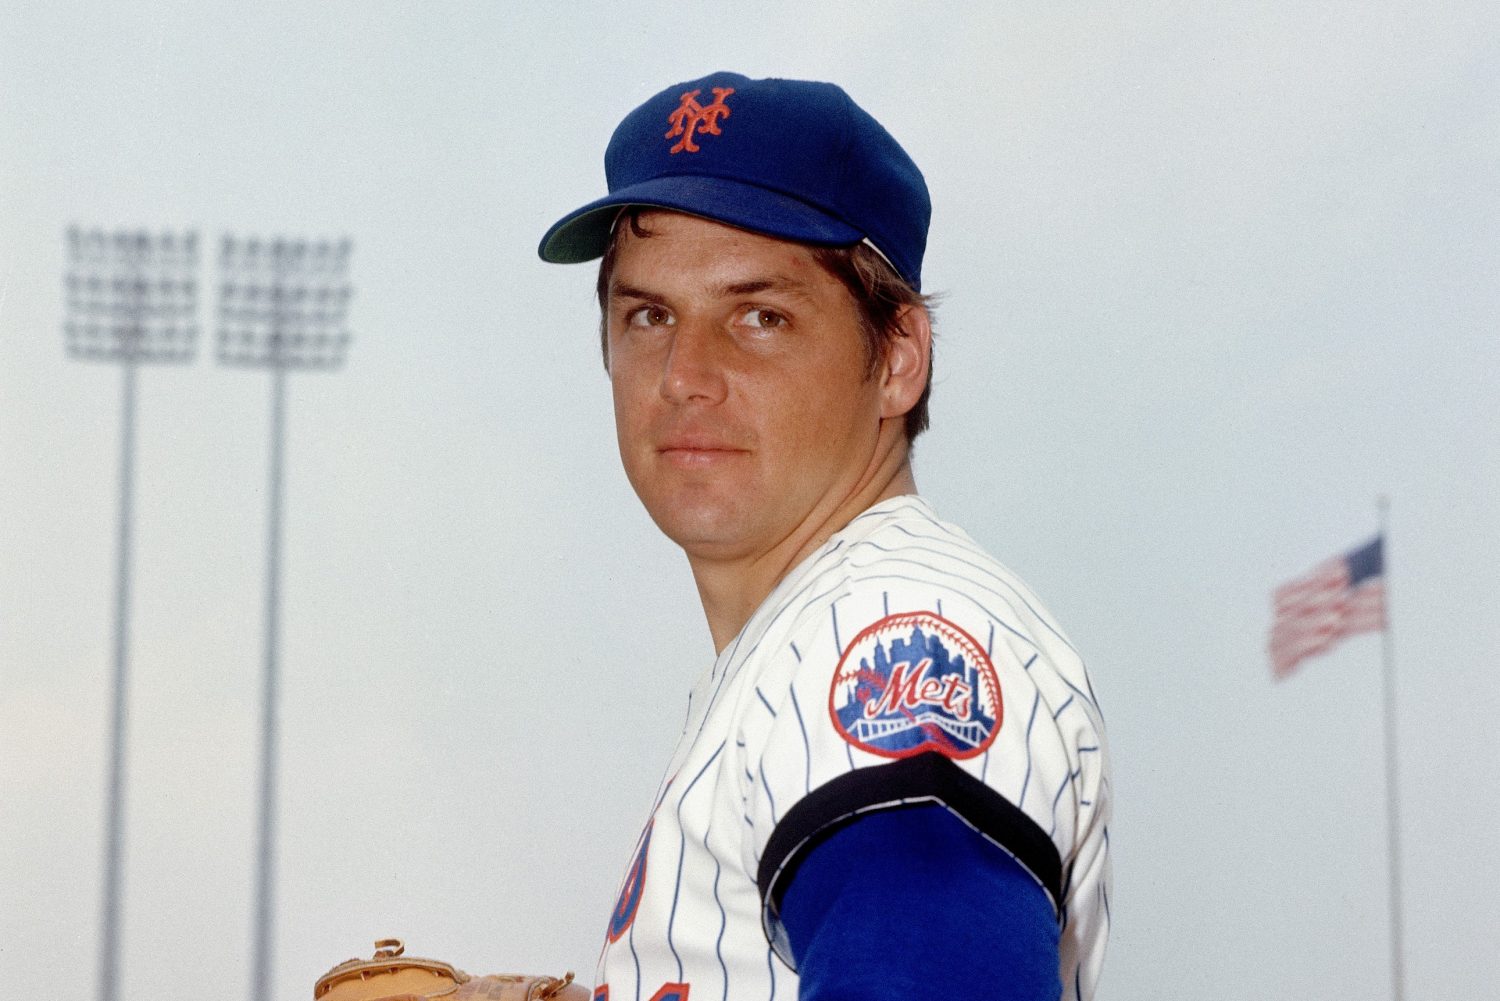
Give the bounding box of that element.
[217,235,353,371]
[65,226,199,364]
[62,225,200,1001]
[216,234,354,1001]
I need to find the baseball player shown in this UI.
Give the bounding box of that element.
[538,72,1110,1001]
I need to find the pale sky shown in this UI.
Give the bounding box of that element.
[2,3,1497,999]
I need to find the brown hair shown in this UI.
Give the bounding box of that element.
[595,210,935,442]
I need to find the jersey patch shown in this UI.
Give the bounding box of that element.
[828,612,1002,760]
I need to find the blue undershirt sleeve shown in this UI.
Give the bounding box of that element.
[778,804,1061,1001]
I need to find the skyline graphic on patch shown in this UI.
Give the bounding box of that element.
[829,612,1002,760]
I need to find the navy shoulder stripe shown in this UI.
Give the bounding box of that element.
[756,752,1063,923]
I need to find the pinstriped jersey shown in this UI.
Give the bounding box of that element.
[595,495,1110,1001]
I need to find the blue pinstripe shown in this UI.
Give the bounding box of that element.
[840,560,1044,653]
[692,544,852,748]
[1078,745,1099,806]
[598,498,1107,1001]
[1019,690,1040,809]
[849,547,1106,721]
[628,915,641,1001]
[875,559,1105,740]
[692,628,750,747]
[1049,768,1081,837]
[878,519,1081,656]
[788,686,810,796]
[704,820,729,1001]
[758,758,779,826]
[851,550,1041,632]
[666,742,725,984]
[693,570,847,751]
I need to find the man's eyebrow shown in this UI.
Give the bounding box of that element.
[607,282,658,303]
[607,275,817,302]
[715,276,815,299]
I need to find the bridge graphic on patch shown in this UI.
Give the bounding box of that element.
[845,712,993,748]
[829,612,1002,760]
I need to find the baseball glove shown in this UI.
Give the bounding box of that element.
[315,939,591,1001]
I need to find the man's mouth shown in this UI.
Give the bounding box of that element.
[658,436,748,467]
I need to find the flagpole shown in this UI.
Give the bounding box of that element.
[1378,495,1405,1001]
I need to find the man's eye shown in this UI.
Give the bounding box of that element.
[627,305,673,327]
[739,307,786,329]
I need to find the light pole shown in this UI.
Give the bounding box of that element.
[217,236,352,1001]
[64,226,199,1001]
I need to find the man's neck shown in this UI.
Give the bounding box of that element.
[688,453,918,654]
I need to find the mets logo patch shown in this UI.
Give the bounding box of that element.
[665,86,734,154]
[829,612,1002,760]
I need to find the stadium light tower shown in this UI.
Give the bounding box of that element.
[217,235,353,1001]
[64,226,199,1001]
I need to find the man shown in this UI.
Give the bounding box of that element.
[539,72,1109,1001]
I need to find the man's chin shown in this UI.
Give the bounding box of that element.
[646,503,760,561]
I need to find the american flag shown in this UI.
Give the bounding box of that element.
[1269,535,1386,679]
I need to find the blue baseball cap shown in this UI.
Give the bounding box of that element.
[537,72,931,290]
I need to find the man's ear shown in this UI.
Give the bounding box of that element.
[879,304,932,421]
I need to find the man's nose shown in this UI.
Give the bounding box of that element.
[660,320,729,405]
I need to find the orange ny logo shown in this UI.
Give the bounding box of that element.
[665,87,735,154]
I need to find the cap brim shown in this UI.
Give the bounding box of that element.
[538,175,864,264]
